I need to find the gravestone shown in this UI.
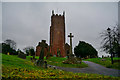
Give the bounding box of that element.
[53,55,56,57]
[18,53,26,59]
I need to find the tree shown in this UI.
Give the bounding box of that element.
[17,49,24,54]
[2,43,17,55]
[100,25,120,57]
[30,48,35,56]
[0,43,2,53]
[23,46,35,56]
[4,39,16,50]
[2,39,17,55]
[74,41,98,58]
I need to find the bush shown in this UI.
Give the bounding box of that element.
[74,41,98,58]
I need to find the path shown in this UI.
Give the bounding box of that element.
[48,61,120,77]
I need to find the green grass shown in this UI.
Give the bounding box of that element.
[1,53,120,79]
[46,57,88,68]
[26,56,88,68]
[47,56,67,62]
[26,56,46,60]
[84,57,120,70]
[2,54,41,70]
[26,56,39,60]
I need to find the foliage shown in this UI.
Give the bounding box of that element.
[100,25,120,57]
[16,49,24,54]
[2,43,17,55]
[84,57,120,70]
[74,41,98,58]
[2,54,120,79]
[4,39,16,50]
[46,57,88,68]
[30,48,35,56]
[23,46,35,56]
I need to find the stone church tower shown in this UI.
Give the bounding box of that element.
[50,10,66,57]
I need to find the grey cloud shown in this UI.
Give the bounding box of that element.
[2,2,118,57]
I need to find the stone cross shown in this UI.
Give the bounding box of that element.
[39,40,47,60]
[68,33,74,57]
[38,40,47,66]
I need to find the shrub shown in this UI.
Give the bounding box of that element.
[74,41,98,58]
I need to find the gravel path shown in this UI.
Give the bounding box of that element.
[49,61,120,77]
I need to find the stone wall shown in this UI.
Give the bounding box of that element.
[35,41,49,56]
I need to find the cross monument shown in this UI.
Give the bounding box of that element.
[68,33,74,58]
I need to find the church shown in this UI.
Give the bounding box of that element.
[35,10,70,57]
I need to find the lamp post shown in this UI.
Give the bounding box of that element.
[107,27,113,64]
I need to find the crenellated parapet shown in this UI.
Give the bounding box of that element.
[51,10,65,17]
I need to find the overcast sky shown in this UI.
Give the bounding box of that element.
[2,2,118,57]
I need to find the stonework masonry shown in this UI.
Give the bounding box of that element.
[50,10,66,57]
[36,40,49,57]
[36,10,70,57]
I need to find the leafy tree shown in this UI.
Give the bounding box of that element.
[74,41,98,58]
[100,25,120,57]
[4,39,16,50]
[2,43,17,55]
[23,46,35,56]
[30,48,35,56]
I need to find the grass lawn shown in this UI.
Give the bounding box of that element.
[84,57,120,70]
[26,56,47,60]
[26,56,39,60]
[46,57,88,68]
[1,53,120,79]
[26,56,88,68]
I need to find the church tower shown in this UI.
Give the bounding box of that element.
[50,10,66,57]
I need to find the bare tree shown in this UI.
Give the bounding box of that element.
[100,24,120,57]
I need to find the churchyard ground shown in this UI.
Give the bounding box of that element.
[27,56,88,68]
[1,53,120,79]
